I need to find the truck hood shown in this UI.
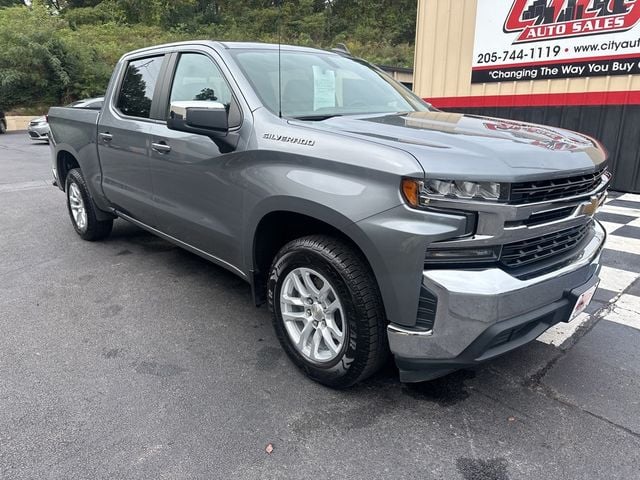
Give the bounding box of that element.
[293,111,607,181]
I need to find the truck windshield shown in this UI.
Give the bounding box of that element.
[230,49,429,119]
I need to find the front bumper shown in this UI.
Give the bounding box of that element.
[27,125,49,141]
[388,220,606,383]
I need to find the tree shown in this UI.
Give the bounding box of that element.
[0,0,26,7]
[117,64,151,117]
[0,4,74,109]
[66,0,101,6]
[0,0,419,111]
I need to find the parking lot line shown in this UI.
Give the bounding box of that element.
[600,204,640,217]
[603,234,640,256]
[599,221,623,234]
[604,294,640,331]
[0,180,51,193]
[537,312,591,348]
[598,266,640,293]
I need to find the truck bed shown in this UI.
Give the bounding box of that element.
[48,106,100,152]
[48,107,107,214]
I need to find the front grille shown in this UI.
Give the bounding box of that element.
[28,131,40,138]
[522,206,576,226]
[510,168,606,204]
[500,223,591,270]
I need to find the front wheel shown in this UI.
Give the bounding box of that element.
[65,168,113,241]
[268,235,388,388]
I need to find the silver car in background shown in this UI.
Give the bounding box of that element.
[27,115,50,142]
[28,97,104,142]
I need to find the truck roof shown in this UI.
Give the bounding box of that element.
[219,42,329,54]
[121,40,334,59]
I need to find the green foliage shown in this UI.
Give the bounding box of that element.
[0,0,25,7]
[0,3,75,109]
[118,62,152,117]
[0,0,418,111]
[64,1,124,27]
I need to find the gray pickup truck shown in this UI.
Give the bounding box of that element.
[48,41,610,388]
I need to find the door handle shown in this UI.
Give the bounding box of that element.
[152,142,171,153]
[99,132,113,142]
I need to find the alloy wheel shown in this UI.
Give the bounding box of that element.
[279,267,346,364]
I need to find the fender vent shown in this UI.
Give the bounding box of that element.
[416,285,437,330]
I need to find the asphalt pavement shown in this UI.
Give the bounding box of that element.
[1,131,639,480]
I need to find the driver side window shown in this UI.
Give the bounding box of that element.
[169,53,233,107]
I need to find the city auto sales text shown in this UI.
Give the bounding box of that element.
[523,16,624,40]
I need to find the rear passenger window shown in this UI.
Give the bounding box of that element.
[117,56,164,119]
[170,53,233,107]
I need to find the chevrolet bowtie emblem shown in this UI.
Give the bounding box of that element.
[580,196,601,217]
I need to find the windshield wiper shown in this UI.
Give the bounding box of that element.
[293,114,343,121]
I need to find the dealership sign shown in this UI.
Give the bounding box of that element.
[472,0,640,83]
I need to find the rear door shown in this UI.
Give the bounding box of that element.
[98,54,167,226]
[148,49,247,269]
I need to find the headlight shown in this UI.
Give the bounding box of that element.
[401,178,504,207]
[424,179,502,200]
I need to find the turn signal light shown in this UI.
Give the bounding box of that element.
[401,178,423,208]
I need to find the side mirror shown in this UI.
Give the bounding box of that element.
[167,101,229,136]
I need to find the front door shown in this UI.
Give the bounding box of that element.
[148,51,246,269]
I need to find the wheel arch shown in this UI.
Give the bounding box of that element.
[56,149,81,191]
[55,147,114,221]
[248,202,379,308]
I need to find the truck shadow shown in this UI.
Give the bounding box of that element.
[356,361,478,407]
[108,219,249,286]
[109,220,180,254]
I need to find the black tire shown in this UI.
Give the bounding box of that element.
[268,235,389,388]
[65,168,113,241]
[0,120,6,134]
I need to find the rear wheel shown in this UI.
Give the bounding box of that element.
[268,235,388,388]
[65,168,113,241]
[0,120,6,134]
